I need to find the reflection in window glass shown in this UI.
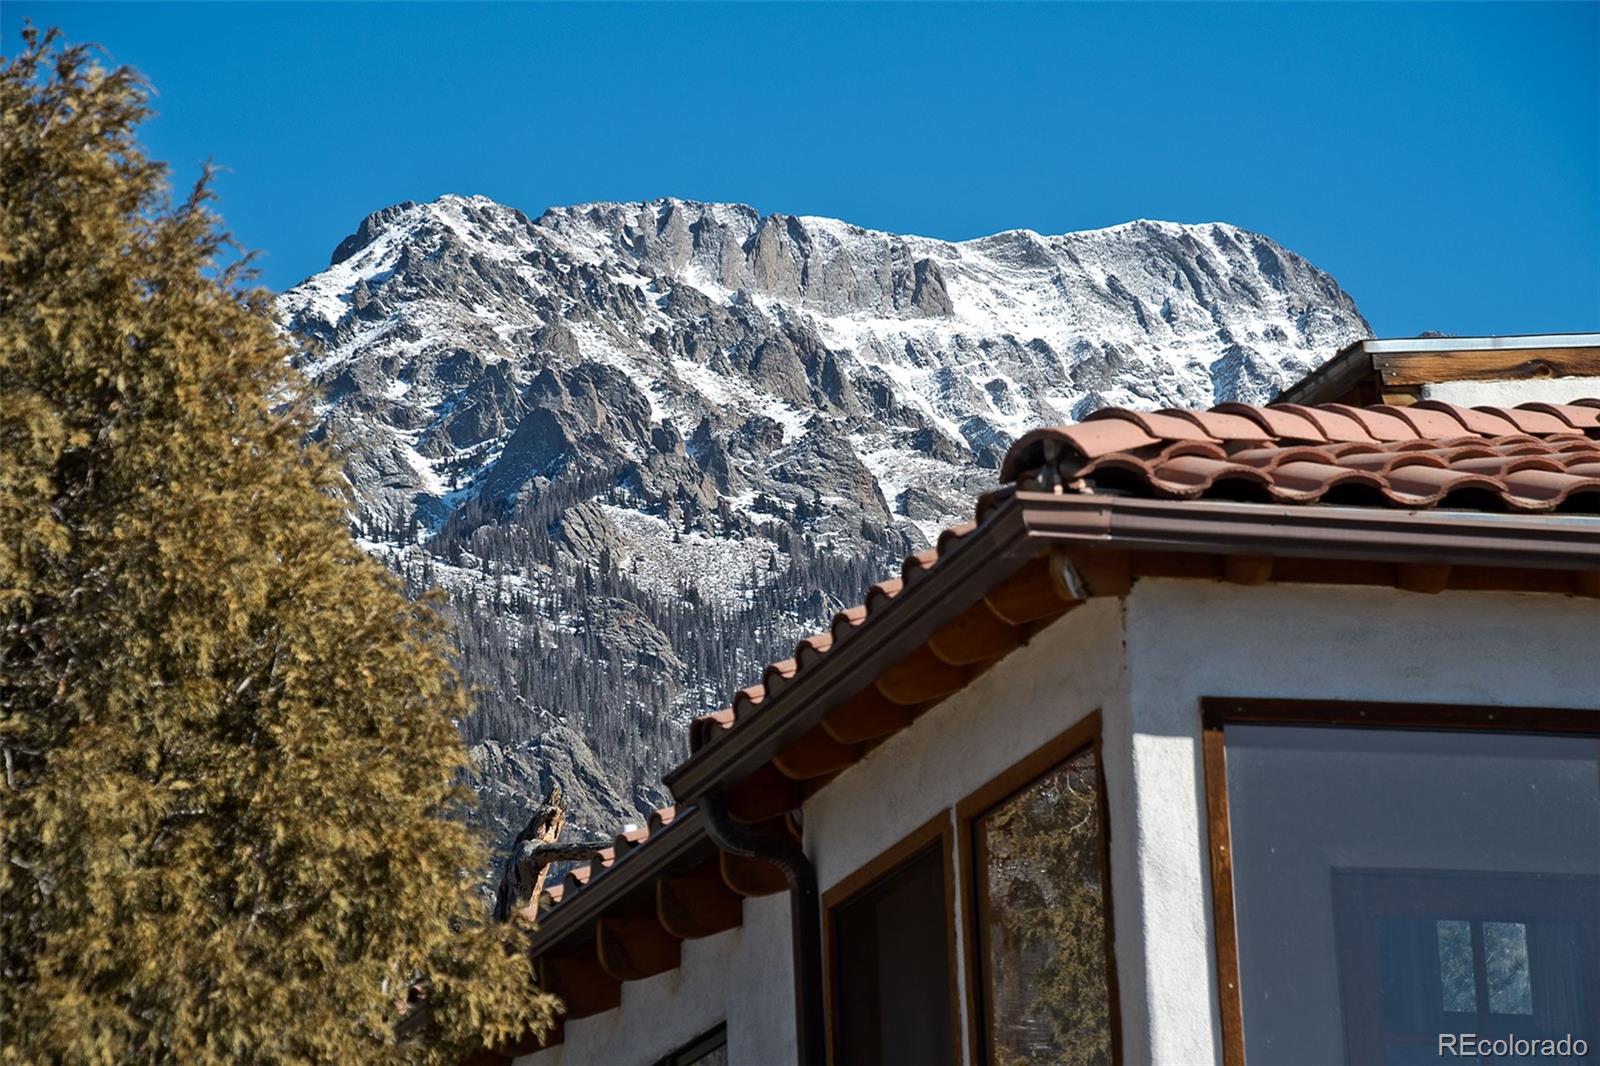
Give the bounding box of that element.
[975,745,1111,1066]
[1436,920,1476,1013]
[657,1024,727,1066]
[1484,922,1534,1017]
[832,845,954,1066]
[1224,724,1600,1065]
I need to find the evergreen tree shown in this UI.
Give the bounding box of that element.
[0,28,553,1063]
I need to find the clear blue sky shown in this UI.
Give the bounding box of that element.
[6,3,1598,337]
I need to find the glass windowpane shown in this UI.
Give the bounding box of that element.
[1223,723,1600,1065]
[1484,922,1534,1017]
[975,745,1112,1066]
[1435,920,1477,1013]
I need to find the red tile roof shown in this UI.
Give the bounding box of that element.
[685,399,1599,757]
[1004,400,1600,512]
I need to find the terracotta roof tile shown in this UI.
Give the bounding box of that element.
[1384,404,1479,438]
[1169,407,1275,441]
[1475,405,1572,436]
[1271,404,1376,443]
[1213,402,1327,441]
[1049,418,1162,458]
[1316,403,1421,442]
[1408,401,1522,437]
[1084,407,1220,442]
[1005,397,1600,513]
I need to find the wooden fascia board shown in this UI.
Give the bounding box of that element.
[1275,341,1377,405]
[1372,346,1600,387]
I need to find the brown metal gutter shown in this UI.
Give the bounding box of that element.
[701,793,825,1066]
[664,494,1039,806]
[1017,492,1600,570]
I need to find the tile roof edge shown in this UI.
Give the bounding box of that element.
[1000,398,1600,485]
[664,492,1039,804]
[669,490,1600,807]
[528,805,708,958]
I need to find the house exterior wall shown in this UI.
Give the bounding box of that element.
[1119,579,1600,1065]
[515,891,794,1066]
[1419,377,1600,405]
[804,596,1130,1061]
[521,580,1597,1066]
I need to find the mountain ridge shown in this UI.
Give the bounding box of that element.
[277,193,1371,849]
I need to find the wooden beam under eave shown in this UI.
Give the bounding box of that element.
[1397,563,1451,594]
[874,645,969,705]
[539,948,621,1019]
[1576,570,1600,598]
[595,912,682,982]
[820,686,918,744]
[985,554,1076,624]
[720,849,788,897]
[772,724,862,780]
[1223,554,1274,586]
[1073,548,1132,597]
[1374,347,1600,387]
[927,602,1025,666]
[658,861,744,939]
[725,763,805,823]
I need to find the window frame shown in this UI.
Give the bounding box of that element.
[654,1022,728,1066]
[1200,697,1600,1066]
[821,811,960,1066]
[955,712,1121,1066]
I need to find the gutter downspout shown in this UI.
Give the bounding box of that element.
[700,792,825,1066]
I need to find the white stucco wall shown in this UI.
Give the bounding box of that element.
[1419,377,1600,405]
[516,890,794,1066]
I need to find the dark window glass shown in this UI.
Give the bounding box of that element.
[1224,724,1600,1065]
[657,1024,727,1066]
[832,844,953,1065]
[973,745,1113,1066]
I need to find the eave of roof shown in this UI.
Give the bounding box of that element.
[526,806,709,959]
[663,488,1037,803]
[1277,335,1600,406]
[666,487,1600,807]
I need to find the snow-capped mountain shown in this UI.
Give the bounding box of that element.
[278,194,1370,846]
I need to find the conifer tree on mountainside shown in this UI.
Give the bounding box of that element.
[0,28,554,1062]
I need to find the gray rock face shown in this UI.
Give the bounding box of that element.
[278,194,1370,851]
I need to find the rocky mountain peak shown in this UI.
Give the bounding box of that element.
[278,193,1371,847]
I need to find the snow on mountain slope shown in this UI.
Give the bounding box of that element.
[277,194,1370,845]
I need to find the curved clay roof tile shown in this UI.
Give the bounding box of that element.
[1084,407,1219,442]
[1476,406,1573,435]
[1170,408,1274,440]
[1409,402,1522,436]
[1270,403,1375,443]
[1312,404,1420,442]
[1215,403,1327,441]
